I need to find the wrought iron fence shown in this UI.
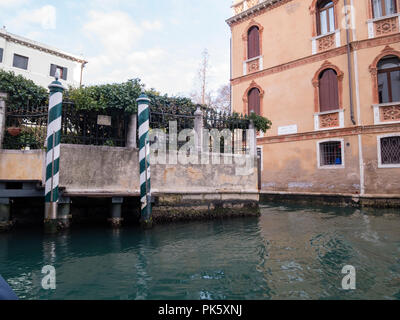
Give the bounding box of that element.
[149,111,195,150]
[61,101,131,147]
[3,104,48,150]
[203,109,250,154]
[148,107,250,154]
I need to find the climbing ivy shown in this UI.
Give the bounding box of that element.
[0,69,48,109]
[248,112,272,132]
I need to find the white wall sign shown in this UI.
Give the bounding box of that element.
[97,115,112,126]
[278,124,298,136]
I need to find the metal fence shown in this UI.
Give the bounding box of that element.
[3,104,48,150]
[149,111,196,150]
[203,109,250,154]
[61,101,130,147]
[2,100,252,153]
[148,107,250,154]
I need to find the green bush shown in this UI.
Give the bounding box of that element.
[65,78,144,113]
[0,69,48,109]
[0,71,272,133]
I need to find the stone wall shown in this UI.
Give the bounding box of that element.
[59,144,140,196]
[59,144,259,197]
[0,149,45,181]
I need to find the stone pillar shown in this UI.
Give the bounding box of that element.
[58,196,71,230]
[0,198,13,232]
[0,92,7,149]
[194,107,203,153]
[127,114,137,148]
[249,118,257,158]
[109,197,123,228]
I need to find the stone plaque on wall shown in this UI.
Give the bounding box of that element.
[97,115,112,126]
[278,124,298,136]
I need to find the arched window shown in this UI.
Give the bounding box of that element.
[247,26,260,59]
[372,0,397,18]
[319,69,339,112]
[317,0,335,35]
[377,55,400,103]
[248,88,261,115]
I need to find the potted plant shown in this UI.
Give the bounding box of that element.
[6,126,21,136]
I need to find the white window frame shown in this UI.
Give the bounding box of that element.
[377,133,400,168]
[317,138,345,169]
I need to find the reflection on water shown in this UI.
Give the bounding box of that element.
[0,203,399,300]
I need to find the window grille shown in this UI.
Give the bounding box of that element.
[381,136,400,164]
[319,141,342,166]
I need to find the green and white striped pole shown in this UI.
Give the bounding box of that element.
[44,71,64,233]
[137,93,152,228]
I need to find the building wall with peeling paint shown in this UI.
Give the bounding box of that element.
[229,0,400,197]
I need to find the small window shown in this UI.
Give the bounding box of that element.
[319,141,343,167]
[50,64,68,80]
[377,55,400,103]
[380,136,400,165]
[372,0,397,19]
[13,54,29,70]
[0,48,3,63]
[317,0,335,35]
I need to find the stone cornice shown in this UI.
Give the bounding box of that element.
[226,0,293,27]
[231,33,400,85]
[257,123,400,145]
[0,29,88,64]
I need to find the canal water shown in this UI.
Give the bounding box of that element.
[1,203,399,300]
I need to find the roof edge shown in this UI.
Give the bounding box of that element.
[0,29,88,64]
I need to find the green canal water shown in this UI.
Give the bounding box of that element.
[1,203,400,300]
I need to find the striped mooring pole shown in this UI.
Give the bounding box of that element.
[137,93,152,228]
[44,72,64,234]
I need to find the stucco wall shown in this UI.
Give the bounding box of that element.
[152,154,258,194]
[59,144,140,195]
[59,144,258,196]
[259,135,361,194]
[362,132,400,194]
[0,30,83,88]
[229,0,400,196]
[0,149,44,181]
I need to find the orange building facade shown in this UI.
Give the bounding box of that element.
[227,0,400,198]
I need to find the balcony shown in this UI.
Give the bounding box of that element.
[231,0,262,15]
[314,109,344,131]
[243,55,263,76]
[311,29,341,55]
[368,14,400,39]
[373,102,400,125]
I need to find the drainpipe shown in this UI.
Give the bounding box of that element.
[230,37,233,114]
[344,0,356,125]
